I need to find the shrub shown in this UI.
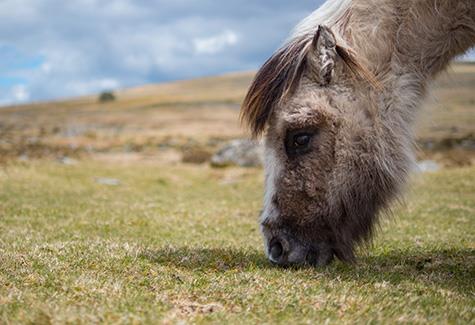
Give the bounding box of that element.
[181,147,212,164]
[98,91,115,103]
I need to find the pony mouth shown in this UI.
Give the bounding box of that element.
[304,247,335,266]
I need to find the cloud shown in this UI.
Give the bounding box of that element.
[65,78,121,96]
[193,30,239,55]
[12,85,30,102]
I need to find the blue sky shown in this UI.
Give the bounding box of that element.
[0,0,474,105]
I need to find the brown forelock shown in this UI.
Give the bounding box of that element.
[240,36,310,138]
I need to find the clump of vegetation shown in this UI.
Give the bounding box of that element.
[98,91,116,103]
[181,146,213,164]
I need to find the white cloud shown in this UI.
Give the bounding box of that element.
[193,30,239,55]
[0,84,30,105]
[66,78,121,95]
[12,85,30,102]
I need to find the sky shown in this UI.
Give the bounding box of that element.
[1,0,474,105]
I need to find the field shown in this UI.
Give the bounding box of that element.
[0,64,474,323]
[0,162,473,323]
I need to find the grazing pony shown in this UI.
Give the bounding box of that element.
[240,0,475,266]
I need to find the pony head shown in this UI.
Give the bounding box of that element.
[241,24,410,266]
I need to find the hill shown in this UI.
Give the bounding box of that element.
[0,65,473,166]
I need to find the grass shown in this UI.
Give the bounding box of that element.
[0,161,473,324]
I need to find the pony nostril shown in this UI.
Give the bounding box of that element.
[269,241,284,262]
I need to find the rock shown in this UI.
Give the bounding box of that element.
[18,154,29,162]
[58,156,77,165]
[211,139,263,167]
[416,160,440,173]
[95,177,121,186]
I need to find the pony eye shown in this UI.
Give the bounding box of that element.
[285,130,314,157]
[294,134,311,146]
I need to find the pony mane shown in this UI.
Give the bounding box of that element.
[240,0,378,138]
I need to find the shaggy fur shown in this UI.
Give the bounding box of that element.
[241,0,475,266]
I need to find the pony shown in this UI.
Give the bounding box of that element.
[240,0,475,266]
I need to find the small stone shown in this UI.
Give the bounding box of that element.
[95,177,121,186]
[58,157,77,165]
[18,154,29,162]
[416,160,440,173]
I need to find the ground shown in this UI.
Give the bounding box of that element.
[0,64,474,323]
[0,162,473,323]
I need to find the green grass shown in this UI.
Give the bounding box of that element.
[0,161,474,324]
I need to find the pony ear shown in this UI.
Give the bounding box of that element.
[307,25,337,85]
